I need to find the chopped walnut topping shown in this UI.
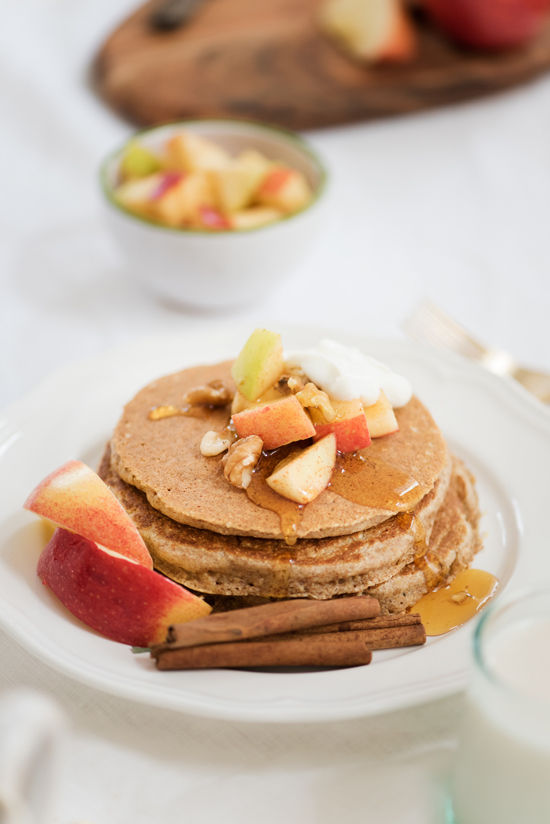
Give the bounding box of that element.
[200,430,234,457]
[295,382,336,422]
[185,380,234,407]
[285,374,306,393]
[222,435,263,489]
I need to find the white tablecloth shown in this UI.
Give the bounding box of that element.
[2,2,549,821]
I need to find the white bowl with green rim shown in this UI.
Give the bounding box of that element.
[100,119,328,309]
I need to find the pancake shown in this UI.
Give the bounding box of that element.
[99,444,480,610]
[110,361,448,540]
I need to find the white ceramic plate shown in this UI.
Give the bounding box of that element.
[1,327,548,722]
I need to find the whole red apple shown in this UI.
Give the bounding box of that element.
[425,0,550,49]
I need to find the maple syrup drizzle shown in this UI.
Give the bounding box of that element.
[329,452,428,512]
[246,447,304,546]
[410,569,499,636]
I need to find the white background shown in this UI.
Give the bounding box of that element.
[1,1,549,821]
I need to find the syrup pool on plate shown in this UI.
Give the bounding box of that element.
[449,590,550,824]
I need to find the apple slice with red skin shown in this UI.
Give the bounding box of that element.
[232,395,315,450]
[38,528,211,646]
[24,460,153,569]
[312,399,371,452]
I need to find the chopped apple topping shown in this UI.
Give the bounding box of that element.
[266,434,337,504]
[231,329,284,402]
[222,435,263,489]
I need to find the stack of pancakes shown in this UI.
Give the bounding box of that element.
[99,361,482,613]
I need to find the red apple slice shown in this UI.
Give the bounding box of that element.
[38,529,211,646]
[24,460,153,569]
[232,395,315,450]
[312,399,371,452]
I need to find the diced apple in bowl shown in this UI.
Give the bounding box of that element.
[257,167,312,213]
[119,140,163,180]
[110,129,315,232]
[164,132,231,172]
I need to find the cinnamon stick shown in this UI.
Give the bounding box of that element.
[268,623,426,650]
[156,596,381,650]
[154,633,373,670]
[302,613,423,635]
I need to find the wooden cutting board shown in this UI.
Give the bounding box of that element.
[94,0,550,130]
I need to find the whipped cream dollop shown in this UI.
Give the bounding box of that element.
[285,339,412,407]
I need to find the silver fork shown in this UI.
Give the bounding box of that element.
[402,301,550,404]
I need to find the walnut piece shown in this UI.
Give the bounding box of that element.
[200,430,234,457]
[295,382,336,422]
[222,435,263,489]
[286,375,306,392]
[185,380,233,407]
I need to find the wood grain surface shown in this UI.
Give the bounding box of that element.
[93,0,550,129]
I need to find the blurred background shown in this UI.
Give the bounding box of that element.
[2,0,549,410]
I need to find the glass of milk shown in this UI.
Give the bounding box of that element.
[449,588,550,824]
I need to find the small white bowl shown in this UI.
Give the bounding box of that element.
[100,119,328,309]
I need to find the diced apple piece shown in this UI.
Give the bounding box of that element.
[114,173,166,219]
[152,172,213,226]
[194,205,232,230]
[257,166,312,213]
[231,207,283,231]
[312,398,371,452]
[209,151,269,214]
[232,395,315,450]
[363,390,398,437]
[165,132,230,172]
[266,434,337,504]
[119,140,162,180]
[38,528,211,646]
[231,328,284,402]
[231,384,287,414]
[24,460,153,568]
[320,0,416,64]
